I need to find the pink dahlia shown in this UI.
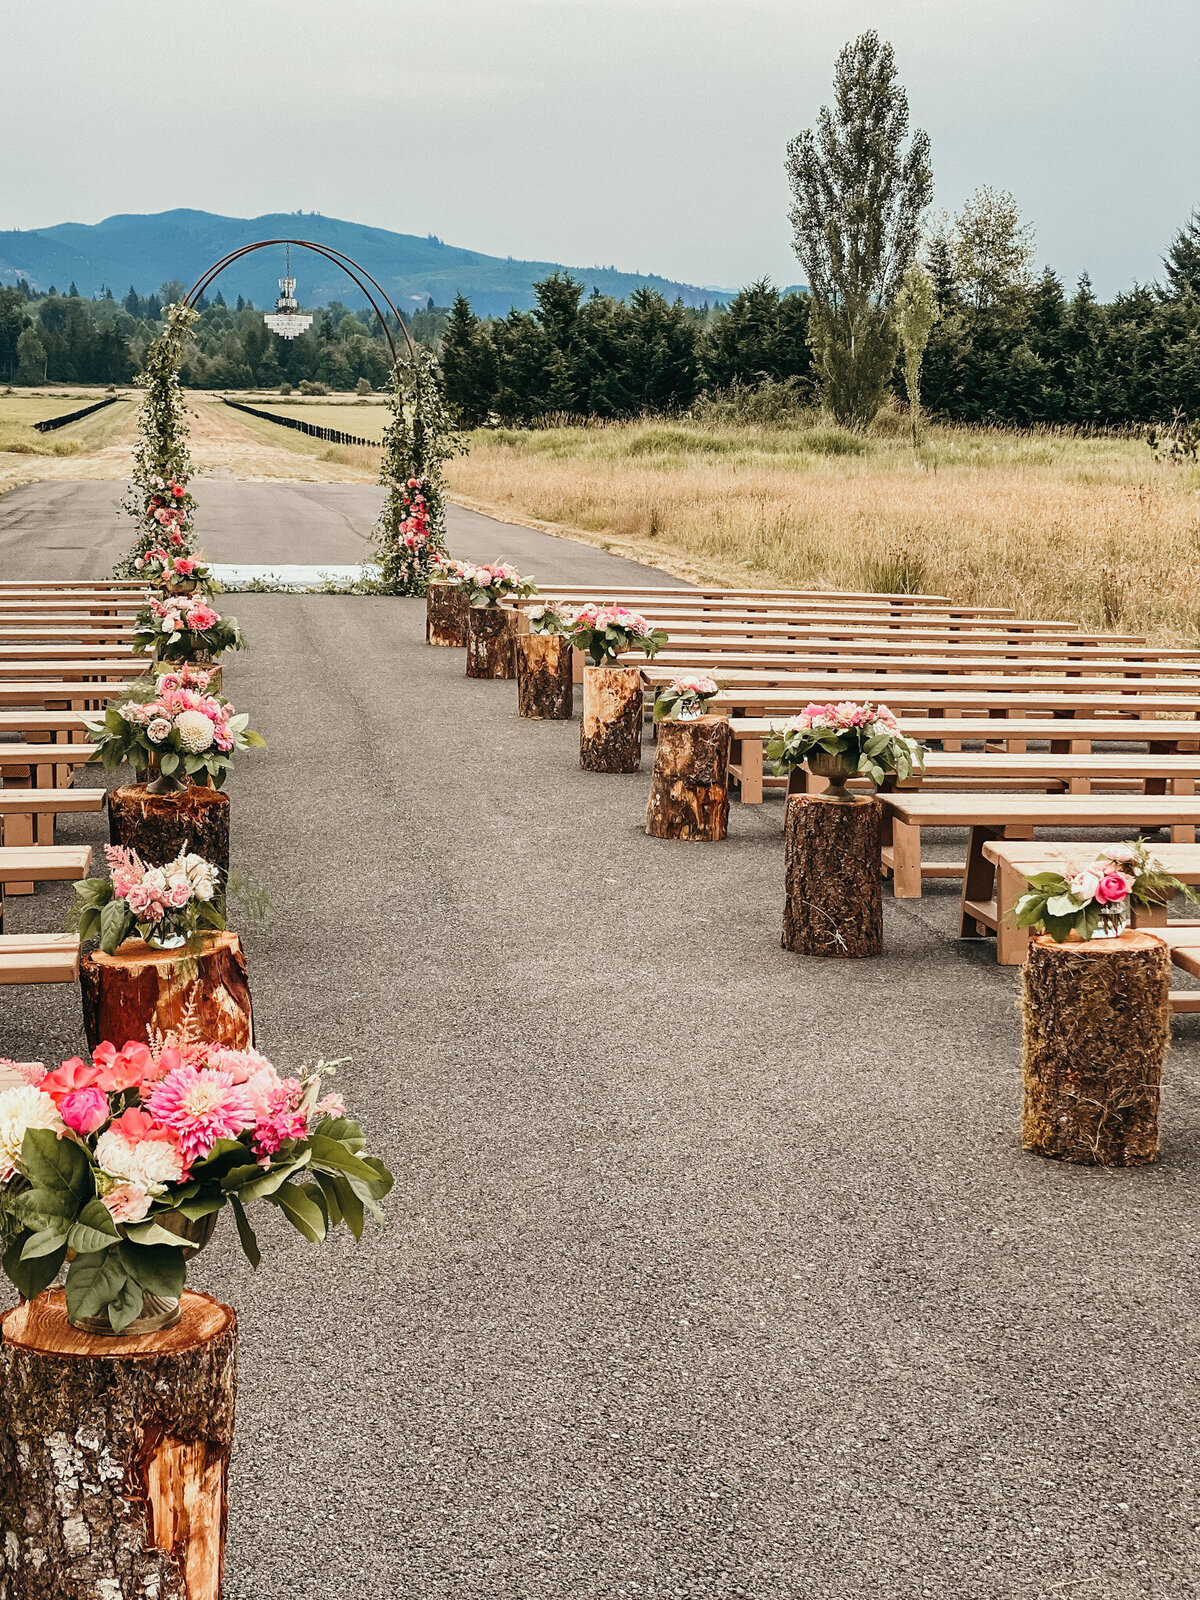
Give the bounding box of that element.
[144,1065,254,1167]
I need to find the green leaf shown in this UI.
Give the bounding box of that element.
[65,1251,126,1321]
[123,1219,195,1248]
[308,1135,381,1183]
[21,1227,74,1260]
[271,1180,328,1243]
[360,1156,394,1202]
[317,1117,365,1151]
[67,1199,121,1256]
[189,1138,249,1177]
[314,1171,344,1229]
[99,896,134,955]
[10,1186,79,1228]
[220,1162,266,1192]
[230,1196,260,1268]
[159,751,179,775]
[171,1192,228,1220]
[117,1242,186,1300]
[333,1175,364,1240]
[236,1153,310,1203]
[4,1233,67,1299]
[20,1128,90,1198]
[106,1277,145,1334]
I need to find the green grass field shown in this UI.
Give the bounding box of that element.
[0,392,134,457]
[240,400,387,443]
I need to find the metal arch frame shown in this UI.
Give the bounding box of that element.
[181,239,417,370]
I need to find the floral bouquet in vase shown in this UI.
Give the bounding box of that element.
[86,666,265,792]
[766,702,926,801]
[463,562,537,607]
[567,604,668,665]
[134,546,215,596]
[0,1040,393,1334]
[1014,838,1194,943]
[133,596,245,664]
[525,601,575,637]
[653,674,721,722]
[72,846,224,953]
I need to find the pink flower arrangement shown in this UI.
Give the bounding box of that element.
[462,562,537,607]
[145,1064,255,1167]
[567,604,669,665]
[73,845,224,953]
[766,700,925,789]
[132,595,245,665]
[654,674,721,721]
[88,673,264,789]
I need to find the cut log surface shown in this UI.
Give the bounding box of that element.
[581,666,644,773]
[782,793,883,957]
[0,1289,237,1600]
[426,582,469,647]
[109,784,230,886]
[80,931,253,1052]
[1022,930,1170,1166]
[646,716,731,840]
[516,633,574,719]
[465,606,516,679]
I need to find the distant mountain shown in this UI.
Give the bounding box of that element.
[0,209,737,317]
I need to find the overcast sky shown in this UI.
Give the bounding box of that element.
[2,0,1197,298]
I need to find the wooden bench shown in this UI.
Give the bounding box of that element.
[874,792,1200,900]
[0,660,140,681]
[0,845,91,932]
[0,934,82,985]
[641,642,1200,679]
[792,750,1200,797]
[0,681,131,709]
[0,789,106,890]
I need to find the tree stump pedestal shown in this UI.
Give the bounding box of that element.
[109,783,230,886]
[782,792,883,957]
[0,1289,237,1600]
[80,932,253,1052]
[465,606,516,679]
[516,634,574,719]
[426,581,469,647]
[646,716,731,839]
[581,665,644,773]
[1022,930,1170,1165]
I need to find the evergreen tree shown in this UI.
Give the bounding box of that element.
[440,295,497,426]
[15,326,45,385]
[700,279,812,388]
[895,262,938,438]
[785,31,932,427]
[1164,210,1200,298]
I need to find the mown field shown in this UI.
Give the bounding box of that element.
[446,416,1200,644]
[0,392,134,457]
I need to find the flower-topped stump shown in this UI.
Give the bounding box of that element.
[133,595,246,668]
[463,564,535,680]
[516,603,575,719]
[569,605,667,774]
[645,714,732,842]
[426,557,471,646]
[1021,930,1171,1166]
[1013,839,1190,944]
[134,546,215,597]
[653,675,720,724]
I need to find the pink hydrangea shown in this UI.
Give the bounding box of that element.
[144,1066,254,1167]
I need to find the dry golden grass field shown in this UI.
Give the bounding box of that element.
[4,389,1198,643]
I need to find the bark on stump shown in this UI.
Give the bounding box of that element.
[465,606,516,679]
[781,792,883,957]
[109,784,230,888]
[581,665,644,773]
[646,716,731,840]
[1022,931,1170,1166]
[426,581,469,647]
[80,932,253,1053]
[0,1289,237,1600]
[516,633,574,719]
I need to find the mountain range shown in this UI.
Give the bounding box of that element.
[0,210,736,317]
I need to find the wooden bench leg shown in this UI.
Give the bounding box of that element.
[891,819,923,898]
[995,864,1031,965]
[740,738,764,804]
[959,825,1004,938]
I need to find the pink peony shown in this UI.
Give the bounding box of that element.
[58,1086,111,1137]
[102,1183,152,1224]
[1095,871,1133,906]
[92,1042,154,1093]
[185,604,219,631]
[144,1066,254,1166]
[40,1056,101,1105]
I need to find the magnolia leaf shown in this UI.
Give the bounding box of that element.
[99,897,134,955]
[21,1227,75,1260]
[271,1181,327,1243]
[67,1198,121,1256]
[123,1218,193,1248]
[307,1135,380,1183]
[65,1251,126,1321]
[230,1195,260,1268]
[11,1186,78,1227]
[106,1278,146,1334]
[118,1241,186,1300]
[5,1233,67,1299]
[20,1128,89,1198]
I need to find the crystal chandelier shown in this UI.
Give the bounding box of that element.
[263,245,313,340]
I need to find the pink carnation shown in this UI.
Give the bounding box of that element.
[144,1066,254,1167]
[102,1183,153,1224]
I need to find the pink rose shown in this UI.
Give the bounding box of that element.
[59,1085,110,1137]
[167,882,191,909]
[40,1056,102,1104]
[102,1183,153,1224]
[1094,871,1133,906]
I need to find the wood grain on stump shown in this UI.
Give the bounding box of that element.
[81,932,253,1053]
[0,1289,237,1600]
[580,665,644,773]
[465,606,516,679]
[1022,930,1170,1166]
[109,784,230,888]
[646,716,731,840]
[782,792,883,957]
[426,581,469,647]
[516,634,574,719]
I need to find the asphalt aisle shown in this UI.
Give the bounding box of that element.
[1,483,1199,1599]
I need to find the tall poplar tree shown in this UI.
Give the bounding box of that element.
[785,31,932,428]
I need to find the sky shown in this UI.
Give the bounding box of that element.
[2,0,1198,299]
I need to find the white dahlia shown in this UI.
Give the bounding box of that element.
[174,710,215,753]
[94,1128,184,1188]
[0,1087,64,1182]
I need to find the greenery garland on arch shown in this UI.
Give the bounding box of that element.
[372,346,466,595]
[114,302,199,578]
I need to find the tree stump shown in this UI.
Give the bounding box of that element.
[80,932,253,1052]
[646,716,731,840]
[426,581,469,647]
[580,665,644,773]
[1022,930,1170,1166]
[0,1289,237,1600]
[465,606,516,679]
[109,784,230,888]
[516,633,574,719]
[781,792,883,957]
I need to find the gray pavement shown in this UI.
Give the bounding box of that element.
[1,481,1199,1599]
